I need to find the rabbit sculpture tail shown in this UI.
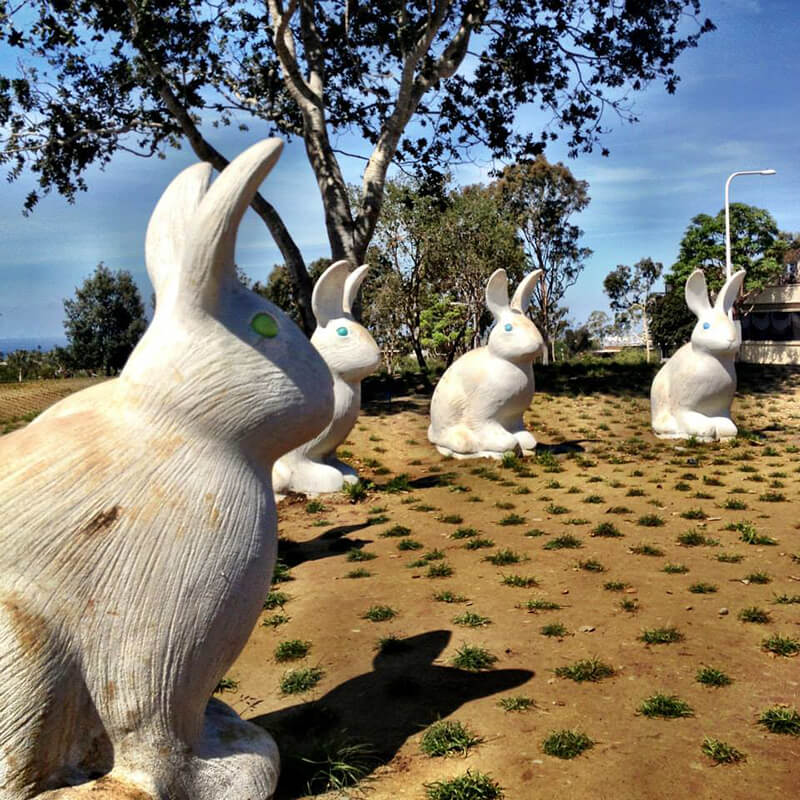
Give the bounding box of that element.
[0,139,334,800]
[273,259,381,495]
[427,269,544,459]
[651,268,746,441]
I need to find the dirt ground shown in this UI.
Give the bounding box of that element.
[225,375,800,800]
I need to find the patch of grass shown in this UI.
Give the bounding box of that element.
[591,522,623,538]
[346,548,377,562]
[413,503,437,512]
[367,514,390,525]
[630,543,664,557]
[439,513,463,524]
[305,499,328,514]
[638,693,693,719]
[640,627,684,645]
[465,537,495,550]
[583,494,604,504]
[501,574,538,588]
[524,598,561,612]
[637,514,665,527]
[424,770,503,800]
[381,524,412,538]
[731,520,778,546]
[433,591,466,606]
[677,529,719,547]
[345,567,372,579]
[485,548,523,566]
[451,527,478,539]
[498,695,535,712]
[773,593,800,605]
[758,706,800,735]
[272,559,293,584]
[262,612,291,627]
[738,606,771,623]
[544,534,582,550]
[555,658,614,683]
[716,552,743,563]
[607,505,632,514]
[382,474,412,493]
[397,538,423,551]
[545,503,570,515]
[619,598,639,612]
[214,676,239,693]
[342,480,369,502]
[603,581,629,591]
[744,571,770,584]
[427,561,454,578]
[688,582,717,594]
[577,558,605,573]
[375,634,410,655]
[724,498,748,510]
[541,729,594,759]
[696,666,731,687]
[264,590,289,610]
[280,666,324,694]
[662,563,689,574]
[421,720,482,757]
[759,491,786,502]
[540,622,568,637]
[627,488,646,497]
[275,639,311,662]
[498,512,526,526]
[363,605,397,622]
[524,528,546,537]
[451,644,497,671]
[453,611,491,627]
[762,633,800,656]
[701,737,745,764]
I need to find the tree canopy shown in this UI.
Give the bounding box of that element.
[63,263,147,375]
[1,1,714,333]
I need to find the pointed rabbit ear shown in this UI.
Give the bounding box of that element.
[343,264,369,315]
[486,269,509,319]
[179,138,284,307]
[145,162,213,306]
[715,270,746,313]
[685,269,712,318]
[312,260,351,326]
[510,270,543,314]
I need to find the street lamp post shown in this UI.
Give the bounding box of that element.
[724,169,777,279]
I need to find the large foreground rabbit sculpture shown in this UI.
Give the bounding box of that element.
[273,260,381,495]
[651,268,746,441]
[0,139,333,800]
[428,268,544,458]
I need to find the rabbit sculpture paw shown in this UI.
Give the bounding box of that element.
[651,268,745,442]
[0,140,333,799]
[428,268,544,459]
[273,260,381,495]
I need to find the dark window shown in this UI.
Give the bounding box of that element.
[741,311,800,341]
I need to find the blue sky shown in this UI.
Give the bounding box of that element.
[0,0,798,339]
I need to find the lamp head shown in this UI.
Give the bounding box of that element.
[760,169,777,175]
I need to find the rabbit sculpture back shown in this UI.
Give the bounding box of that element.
[428,269,544,458]
[651,268,746,441]
[273,260,381,495]
[0,139,333,800]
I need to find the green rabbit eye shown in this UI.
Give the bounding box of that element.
[251,312,278,338]
[337,326,349,337]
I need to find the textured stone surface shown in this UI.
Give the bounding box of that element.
[651,269,746,441]
[428,269,544,458]
[0,140,332,799]
[273,260,380,494]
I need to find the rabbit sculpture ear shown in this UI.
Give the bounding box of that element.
[714,269,746,313]
[343,264,370,316]
[685,269,712,318]
[510,270,543,314]
[178,138,284,309]
[486,269,510,319]
[312,259,351,327]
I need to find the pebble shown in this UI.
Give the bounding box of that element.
[686,605,693,611]
[718,607,729,616]
[579,625,596,632]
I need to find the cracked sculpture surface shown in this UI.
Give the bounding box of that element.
[0,139,333,799]
[272,260,381,495]
[428,268,544,459]
[651,268,746,441]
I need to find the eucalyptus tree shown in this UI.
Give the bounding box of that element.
[1,1,714,333]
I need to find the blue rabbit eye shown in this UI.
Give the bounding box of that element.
[703,322,710,330]
[251,312,278,338]
[504,323,513,332]
[336,326,348,337]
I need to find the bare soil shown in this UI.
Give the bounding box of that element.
[228,376,800,800]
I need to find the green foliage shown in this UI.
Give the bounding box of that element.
[425,770,503,800]
[279,666,324,695]
[701,737,745,764]
[420,720,482,757]
[638,693,693,719]
[554,658,614,683]
[498,696,535,712]
[762,633,800,657]
[696,667,731,687]
[274,639,311,662]
[62,264,147,375]
[758,707,800,735]
[451,644,497,671]
[541,730,594,759]
[640,627,684,644]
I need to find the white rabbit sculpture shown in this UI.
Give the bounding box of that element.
[273,259,381,495]
[0,140,334,800]
[650,268,746,441]
[428,268,544,458]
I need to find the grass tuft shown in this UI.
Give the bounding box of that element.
[554,658,614,683]
[420,720,482,757]
[758,706,800,735]
[362,605,397,622]
[638,693,693,719]
[424,770,503,800]
[451,644,497,671]
[280,666,324,694]
[701,737,745,764]
[541,729,594,759]
[696,666,731,687]
[762,633,800,656]
[640,627,683,645]
[274,639,311,662]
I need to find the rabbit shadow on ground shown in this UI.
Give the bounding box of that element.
[277,522,375,567]
[535,440,590,455]
[252,629,533,798]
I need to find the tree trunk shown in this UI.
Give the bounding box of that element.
[412,340,428,373]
